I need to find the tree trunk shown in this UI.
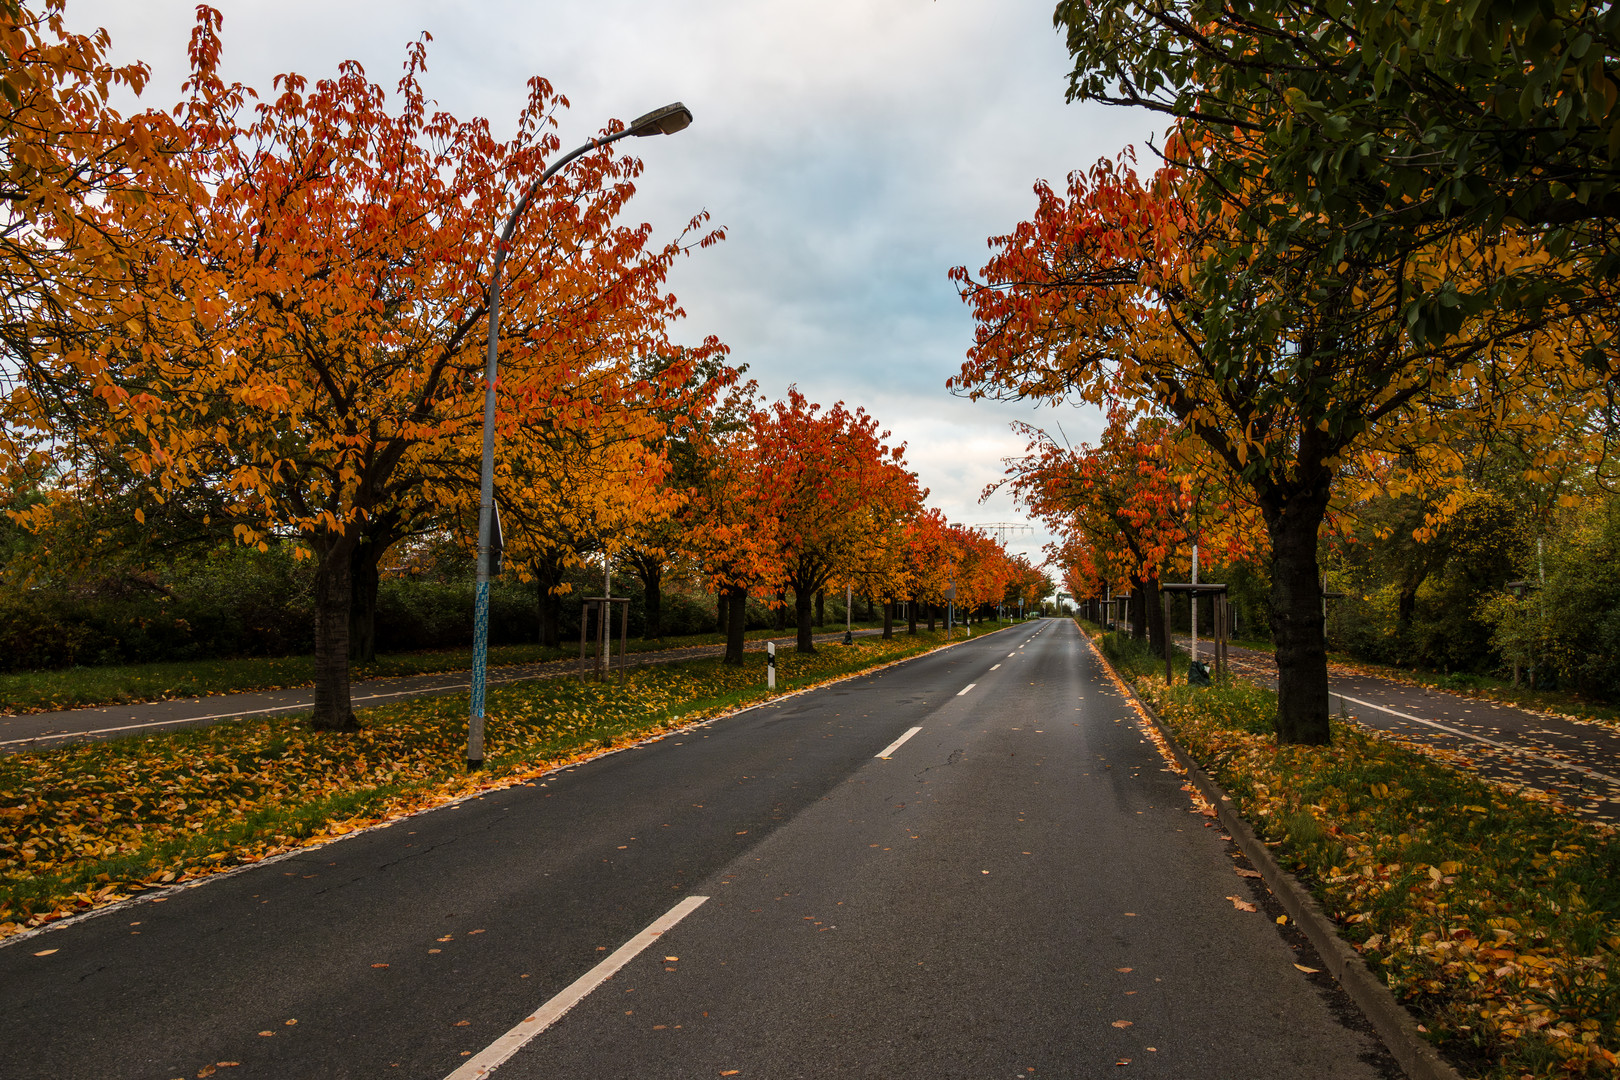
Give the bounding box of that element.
[815,588,825,627]
[348,541,381,665]
[1145,575,1166,659]
[723,586,748,665]
[312,535,359,731]
[794,586,816,654]
[1130,573,1149,642]
[1266,484,1334,745]
[907,596,918,635]
[881,600,894,640]
[535,555,564,649]
[634,554,664,641]
[927,603,937,632]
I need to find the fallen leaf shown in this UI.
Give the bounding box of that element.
[1275,915,1288,925]
[454,1020,470,1027]
[1235,868,1262,878]
[721,1072,740,1077]
[664,956,679,962]
[1115,1060,1131,1067]
[257,1031,273,1037]
[32,949,57,957]
[437,935,453,942]
[197,1068,215,1078]
[1293,963,1320,974]
[468,929,485,935]
[371,963,389,968]
[1112,1020,1133,1028]
[285,1019,297,1026]
[1226,896,1257,912]
[1115,967,1132,973]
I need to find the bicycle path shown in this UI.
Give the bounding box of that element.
[1189,638,1620,823]
[0,629,889,755]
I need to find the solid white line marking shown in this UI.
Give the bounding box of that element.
[0,683,476,747]
[957,683,976,696]
[1336,693,1620,788]
[444,895,709,1080]
[990,664,1001,671]
[876,726,924,759]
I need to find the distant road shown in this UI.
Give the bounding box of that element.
[0,629,882,755]
[1183,637,1620,823]
[0,619,1398,1079]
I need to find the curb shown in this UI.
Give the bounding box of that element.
[1084,633,1463,1080]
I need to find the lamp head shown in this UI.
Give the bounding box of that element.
[628,102,693,137]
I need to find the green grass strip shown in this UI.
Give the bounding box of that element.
[0,621,898,715]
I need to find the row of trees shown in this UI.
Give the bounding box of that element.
[0,4,1047,724]
[951,0,1619,742]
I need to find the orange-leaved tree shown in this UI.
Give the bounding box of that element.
[751,389,921,654]
[57,11,721,728]
[949,148,1586,742]
[0,1,203,520]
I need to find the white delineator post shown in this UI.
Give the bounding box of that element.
[767,640,776,690]
[1190,542,1200,664]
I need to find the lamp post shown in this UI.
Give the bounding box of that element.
[467,103,693,770]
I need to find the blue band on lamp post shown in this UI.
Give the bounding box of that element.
[467,103,693,769]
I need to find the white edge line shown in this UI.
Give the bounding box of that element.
[1336,693,1620,788]
[956,683,976,697]
[876,726,924,759]
[444,895,710,1080]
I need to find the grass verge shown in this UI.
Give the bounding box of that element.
[0,620,902,716]
[0,622,1004,940]
[1097,630,1620,1079]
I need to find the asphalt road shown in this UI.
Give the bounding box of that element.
[1196,639,1620,823]
[0,629,882,755]
[1,620,1398,1079]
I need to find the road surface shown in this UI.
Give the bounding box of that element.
[1,620,1398,1079]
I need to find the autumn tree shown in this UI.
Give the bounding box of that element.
[685,417,781,665]
[0,2,202,515]
[48,11,720,729]
[951,154,1587,741]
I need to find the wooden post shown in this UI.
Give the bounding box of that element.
[619,599,629,681]
[579,600,591,683]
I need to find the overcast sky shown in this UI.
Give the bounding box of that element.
[70,0,1160,573]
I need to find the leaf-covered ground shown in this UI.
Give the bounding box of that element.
[1098,631,1620,1078]
[0,626,983,940]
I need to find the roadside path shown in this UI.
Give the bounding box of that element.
[1186,637,1620,823]
[0,628,887,755]
[0,619,1400,1079]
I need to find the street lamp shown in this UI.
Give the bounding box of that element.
[467,102,694,769]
